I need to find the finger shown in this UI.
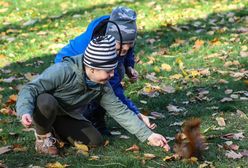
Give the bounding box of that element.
[163,144,170,152]
[150,123,156,130]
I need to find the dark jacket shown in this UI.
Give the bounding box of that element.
[54,15,139,114]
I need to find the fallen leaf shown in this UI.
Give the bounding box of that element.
[193,39,204,50]
[2,76,16,83]
[119,135,130,139]
[0,146,12,155]
[150,111,165,119]
[225,150,242,159]
[236,110,248,119]
[216,117,226,127]
[230,94,239,99]
[74,142,89,156]
[12,144,27,152]
[224,89,233,94]
[144,153,156,160]
[220,97,233,102]
[110,131,121,136]
[140,100,147,104]
[167,104,185,113]
[104,140,109,147]
[161,63,172,71]
[89,155,100,160]
[240,51,248,57]
[221,133,245,140]
[24,72,39,81]
[218,79,229,84]
[23,19,38,27]
[160,85,175,93]
[46,161,69,168]
[125,144,140,152]
[169,121,184,127]
[198,161,215,168]
[163,154,177,161]
[169,74,183,80]
[240,150,248,157]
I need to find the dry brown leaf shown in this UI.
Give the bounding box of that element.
[216,117,226,127]
[0,107,16,116]
[144,153,156,160]
[125,144,140,152]
[218,79,229,84]
[104,140,109,147]
[160,85,175,93]
[167,104,185,113]
[220,97,233,102]
[224,89,233,94]
[0,146,12,155]
[221,133,245,140]
[150,111,165,119]
[240,150,248,157]
[236,110,248,119]
[225,150,242,159]
[193,39,204,50]
[12,144,27,152]
[240,51,248,57]
[2,76,16,83]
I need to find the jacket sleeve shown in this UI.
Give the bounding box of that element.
[113,83,140,115]
[124,47,135,68]
[55,15,110,63]
[100,84,152,142]
[16,64,69,117]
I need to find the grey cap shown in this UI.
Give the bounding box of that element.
[106,6,137,43]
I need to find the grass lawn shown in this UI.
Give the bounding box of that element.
[0,0,248,167]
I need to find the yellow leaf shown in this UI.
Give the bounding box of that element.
[169,74,183,80]
[161,63,172,71]
[74,142,88,152]
[144,153,156,160]
[216,117,226,127]
[154,66,161,73]
[189,70,200,78]
[46,161,68,168]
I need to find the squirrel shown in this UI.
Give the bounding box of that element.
[173,118,207,159]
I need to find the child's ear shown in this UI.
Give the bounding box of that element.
[90,68,94,73]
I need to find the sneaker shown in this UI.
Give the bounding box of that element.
[35,132,58,155]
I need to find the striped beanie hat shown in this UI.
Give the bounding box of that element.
[83,35,118,71]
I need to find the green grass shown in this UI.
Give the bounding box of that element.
[1,0,248,167]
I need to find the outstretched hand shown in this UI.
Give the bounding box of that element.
[126,66,138,82]
[21,114,32,127]
[147,133,170,152]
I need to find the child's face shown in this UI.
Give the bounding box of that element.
[87,68,115,84]
[116,42,134,56]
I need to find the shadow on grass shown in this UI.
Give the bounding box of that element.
[0,5,247,168]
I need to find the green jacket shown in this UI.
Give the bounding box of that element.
[16,55,153,142]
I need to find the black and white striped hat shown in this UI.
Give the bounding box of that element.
[83,35,117,71]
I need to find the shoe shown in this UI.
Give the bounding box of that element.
[35,132,58,155]
[97,127,112,136]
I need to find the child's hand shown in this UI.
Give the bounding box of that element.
[138,113,156,129]
[147,133,170,152]
[21,114,32,127]
[126,66,138,82]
